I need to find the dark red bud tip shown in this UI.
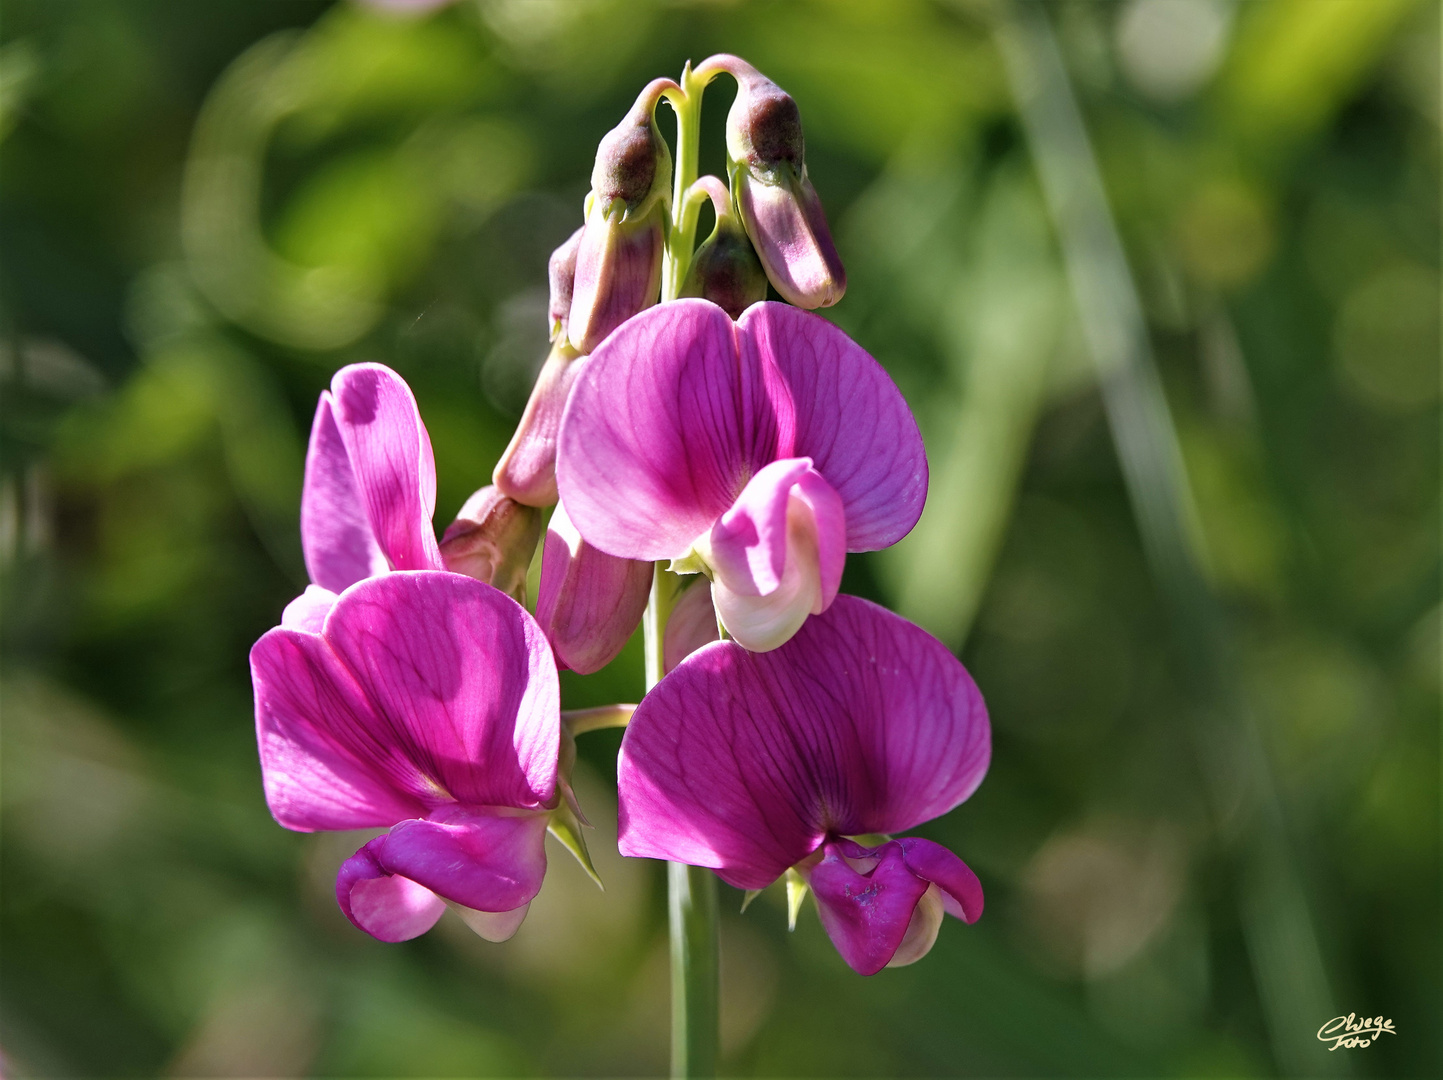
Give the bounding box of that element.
[706,55,804,176]
[737,86,803,171]
[548,226,585,342]
[590,79,676,212]
[592,125,658,206]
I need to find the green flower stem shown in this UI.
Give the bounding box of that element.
[650,64,720,1079]
[560,703,636,735]
[661,63,718,301]
[668,861,720,1077]
[643,562,682,691]
[645,561,718,1080]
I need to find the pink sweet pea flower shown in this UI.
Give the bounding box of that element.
[251,571,561,942]
[289,363,537,627]
[556,300,926,652]
[286,363,444,629]
[617,595,989,974]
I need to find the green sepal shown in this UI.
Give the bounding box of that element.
[548,799,603,891]
[740,889,762,913]
[667,550,710,578]
[785,867,809,931]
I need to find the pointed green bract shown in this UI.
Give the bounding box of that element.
[548,803,602,891]
[785,867,809,932]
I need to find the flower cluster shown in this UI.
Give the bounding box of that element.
[250,55,990,975]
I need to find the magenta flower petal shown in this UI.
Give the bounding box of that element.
[320,573,559,809]
[663,580,720,674]
[376,807,549,914]
[337,838,446,942]
[252,573,559,830]
[558,300,773,559]
[805,840,930,976]
[897,836,984,923]
[557,300,924,572]
[813,838,981,969]
[253,570,564,945]
[281,584,338,633]
[535,501,652,674]
[300,394,387,592]
[252,628,427,831]
[791,466,846,608]
[702,458,845,651]
[617,595,990,887]
[737,303,925,550]
[327,364,443,575]
[706,458,815,598]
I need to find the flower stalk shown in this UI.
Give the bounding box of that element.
[653,64,720,1079]
[668,861,719,1077]
[660,63,715,301]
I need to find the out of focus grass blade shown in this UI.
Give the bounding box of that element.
[0,39,42,143]
[994,4,1345,1075]
[874,166,1064,649]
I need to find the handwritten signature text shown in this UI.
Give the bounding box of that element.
[1317,1014,1396,1050]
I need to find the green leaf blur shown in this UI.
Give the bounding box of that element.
[1,1,1436,1077]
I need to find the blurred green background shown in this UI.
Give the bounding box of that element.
[1,1,1437,1076]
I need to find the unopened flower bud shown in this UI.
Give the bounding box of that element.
[439,485,541,603]
[568,79,675,353]
[548,226,584,343]
[493,342,585,507]
[699,54,845,309]
[536,501,652,675]
[663,578,720,673]
[681,176,768,320]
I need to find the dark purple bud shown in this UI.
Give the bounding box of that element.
[439,485,542,603]
[590,87,669,213]
[698,54,845,309]
[548,226,584,343]
[493,343,585,507]
[567,79,675,353]
[681,176,768,320]
[723,67,804,181]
